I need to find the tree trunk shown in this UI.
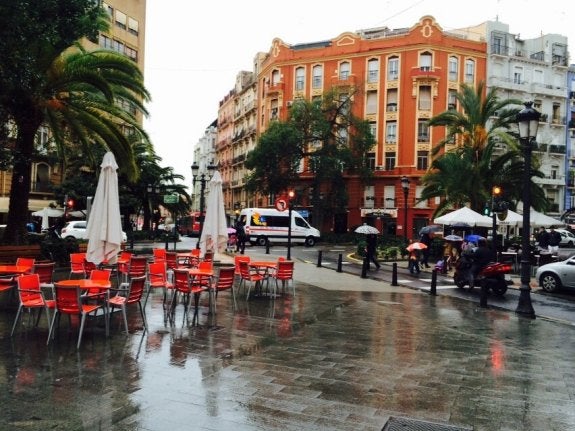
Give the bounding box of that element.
[3,116,39,244]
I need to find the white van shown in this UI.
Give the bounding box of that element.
[240,207,320,247]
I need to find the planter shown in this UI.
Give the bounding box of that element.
[0,244,42,264]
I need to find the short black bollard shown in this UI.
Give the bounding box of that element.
[129,237,134,251]
[430,269,437,295]
[337,254,343,272]
[164,234,169,250]
[391,262,398,286]
[317,250,322,267]
[265,241,270,254]
[479,282,488,308]
[361,256,368,278]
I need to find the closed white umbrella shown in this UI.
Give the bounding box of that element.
[86,152,123,265]
[199,171,228,257]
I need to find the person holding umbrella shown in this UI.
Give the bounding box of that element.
[365,233,380,271]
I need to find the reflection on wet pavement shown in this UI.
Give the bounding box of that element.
[1,282,575,430]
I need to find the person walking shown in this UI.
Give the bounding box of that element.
[467,237,492,288]
[419,232,431,268]
[365,234,380,271]
[234,217,247,254]
[537,227,550,252]
[548,227,561,254]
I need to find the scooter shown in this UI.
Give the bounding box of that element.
[453,255,512,296]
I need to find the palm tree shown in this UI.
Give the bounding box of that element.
[3,44,150,244]
[422,81,546,216]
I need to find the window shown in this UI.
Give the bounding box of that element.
[513,66,523,84]
[492,35,504,55]
[465,59,475,83]
[420,52,432,71]
[388,56,399,80]
[367,59,379,83]
[367,152,375,171]
[312,65,323,89]
[418,86,431,111]
[385,152,396,171]
[339,61,350,80]
[366,91,377,115]
[112,40,125,54]
[533,99,542,111]
[552,103,561,123]
[100,34,113,49]
[295,67,305,91]
[364,186,375,208]
[417,120,429,142]
[448,56,458,81]
[417,151,428,170]
[125,46,137,62]
[368,122,376,139]
[115,10,127,30]
[271,70,280,85]
[448,90,457,110]
[128,17,139,36]
[339,93,350,116]
[533,69,544,84]
[102,2,113,16]
[270,99,278,120]
[386,122,397,142]
[386,89,398,111]
[384,186,395,208]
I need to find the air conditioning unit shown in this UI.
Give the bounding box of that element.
[286,101,293,107]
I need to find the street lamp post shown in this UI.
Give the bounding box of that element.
[400,176,410,241]
[287,190,295,260]
[146,184,161,231]
[191,163,216,249]
[515,101,540,318]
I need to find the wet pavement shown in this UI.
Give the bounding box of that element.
[1,250,575,430]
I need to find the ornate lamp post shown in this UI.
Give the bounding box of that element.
[515,101,540,318]
[287,190,295,260]
[400,176,410,241]
[191,163,216,249]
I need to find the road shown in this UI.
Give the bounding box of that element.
[245,241,575,326]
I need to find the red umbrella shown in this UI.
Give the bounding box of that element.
[406,242,428,251]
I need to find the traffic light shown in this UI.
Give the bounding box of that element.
[483,202,491,217]
[492,185,502,197]
[66,199,74,210]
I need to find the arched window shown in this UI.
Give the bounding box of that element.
[312,65,323,89]
[419,52,432,71]
[295,67,305,91]
[367,59,379,83]
[465,59,475,83]
[387,56,399,80]
[339,61,350,80]
[448,56,458,81]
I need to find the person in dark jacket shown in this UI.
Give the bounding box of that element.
[419,232,431,268]
[537,227,550,252]
[234,217,247,254]
[547,227,561,254]
[467,237,492,288]
[365,234,380,270]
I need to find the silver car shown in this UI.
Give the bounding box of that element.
[536,255,575,292]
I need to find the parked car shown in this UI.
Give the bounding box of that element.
[536,256,575,292]
[555,228,575,247]
[61,220,127,242]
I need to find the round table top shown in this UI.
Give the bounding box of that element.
[56,279,112,289]
[0,265,33,275]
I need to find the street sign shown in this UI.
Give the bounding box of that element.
[163,194,178,204]
[275,198,288,212]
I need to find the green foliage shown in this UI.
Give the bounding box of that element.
[40,237,79,265]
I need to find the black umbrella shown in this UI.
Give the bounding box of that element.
[419,225,442,235]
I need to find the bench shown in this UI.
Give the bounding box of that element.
[0,245,42,264]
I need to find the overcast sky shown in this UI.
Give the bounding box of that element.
[143,0,574,186]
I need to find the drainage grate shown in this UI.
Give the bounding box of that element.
[382,416,473,431]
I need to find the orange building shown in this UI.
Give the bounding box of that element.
[255,16,486,237]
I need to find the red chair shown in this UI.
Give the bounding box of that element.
[87,269,112,295]
[152,248,167,262]
[234,255,250,284]
[83,260,97,278]
[33,262,55,290]
[69,253,86,279]
[210,266,236,312]
[171,268,208,324]
[146,261,173,307]
[119,255,148,284]
[272,260,295,297]
[16,257,35,273]
[48,281,108,349]
[107,275,147,334]
[11,274,55,338]
[238,260,264,300]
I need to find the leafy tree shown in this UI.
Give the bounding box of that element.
[423,81,547,216]
[0,1,150,244]
[245,90,375,229]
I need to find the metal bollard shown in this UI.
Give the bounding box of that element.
[164,234,169,250]
[361,256,368,278]
[317,250,322,267]
[337,254,343,272]
[265,241,270,254]
[430,269,437,295]
[391,262,398,286]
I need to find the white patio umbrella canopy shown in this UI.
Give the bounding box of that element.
[433,207,492,227]
[523,209,564,228]
[86,152,123,265]
[199,171,228,257]
[32,207,64,230]
[495,209,523,226]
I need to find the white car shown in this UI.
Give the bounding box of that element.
[61,220,127,242]
[554,228,575,247]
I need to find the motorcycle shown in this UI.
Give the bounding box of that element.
[453,254,512,296]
